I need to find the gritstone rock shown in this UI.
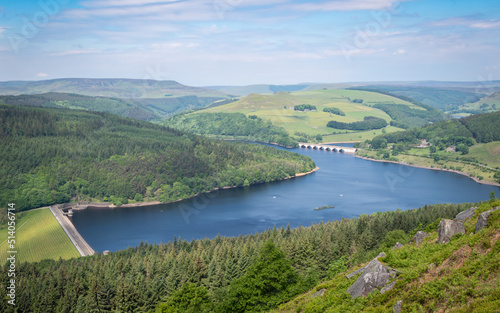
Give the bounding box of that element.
[393,300,403,313]
[475,207,499,233]
[438,219,465,244]
[392,242,404,249]
[455,207,476,222]
[346,252,398,298]
[410,231,429,245]
[311,289,326,298]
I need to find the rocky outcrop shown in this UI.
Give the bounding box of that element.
[311,289,325,298]
[346,252,398,298]
[380,280,396,294]
[455,207,476,222]
[475,207,499,233]
[410,231,429,245]
[392,242,404,249]
[438,219,465,244]
[393,300,403,313]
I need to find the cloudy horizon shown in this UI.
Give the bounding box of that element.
[0,0,499,86]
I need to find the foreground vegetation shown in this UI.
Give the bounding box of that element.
[0,208,79,263]
[0,105,315,211]
[274,200,500,312]
[0,202,476,312]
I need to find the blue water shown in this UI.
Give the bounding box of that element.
[72,144,499,252]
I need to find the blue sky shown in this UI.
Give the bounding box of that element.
[0,0,499,86]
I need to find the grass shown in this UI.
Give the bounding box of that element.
[357,144,500,184]
[0,208,80,264]
[458,91,500,113]
[469,142,500,168]
[272,201,500,313]
[201,89,411,142]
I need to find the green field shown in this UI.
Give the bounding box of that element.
[202,89,411,142]
[458,91,500,113]
[0,208,79,263]
[357,142,500,184]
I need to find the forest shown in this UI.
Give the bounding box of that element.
[348,87,446,129]
[164,112,297,147]
[0,93,226,121]
[293,104,317,111]
[0,105,315,211]
[366,110,500,149]
[322,107,345,116]
[0,202,475,312]
[327,116,387,131]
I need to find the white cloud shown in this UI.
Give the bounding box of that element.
[81,0,178,8]
[470,20,500,29]
[286,0,404,12]
[393,49,405,55]
[48,49,102,56]
[427,17,500,30]
[37,73,48,77]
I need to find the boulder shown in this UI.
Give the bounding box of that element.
[392,242,404,249]
[455,207,477,222]
[393,300,403,313]
[475,207,499,233]
[380,280,396,294]
[311,288,326,298]
[410,231,429,245]
[346,252,398,298]
[438,219,465,244]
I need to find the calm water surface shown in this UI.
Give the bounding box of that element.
[72,144,500,252]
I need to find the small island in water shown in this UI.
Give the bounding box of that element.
[314,205,335,211]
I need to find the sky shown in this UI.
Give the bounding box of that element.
[0,0,499,86]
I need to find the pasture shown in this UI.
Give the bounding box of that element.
[0,208,80,264]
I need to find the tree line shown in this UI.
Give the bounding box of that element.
[322,107,345,116]
[327,116,387,131]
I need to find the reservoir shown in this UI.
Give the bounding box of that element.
[72,144,500,252]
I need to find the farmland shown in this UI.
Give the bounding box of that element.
[200,89,421,142]
[0,208,79,263]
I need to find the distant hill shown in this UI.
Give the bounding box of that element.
[361,85,485,111]
[205,84,311,96]
[456,91,500,115]
[0,92,228,120]
[0,78,229,98]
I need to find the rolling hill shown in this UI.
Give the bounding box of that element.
[180,89,445,143]
[0,78,229,98]
[0,92,229,120]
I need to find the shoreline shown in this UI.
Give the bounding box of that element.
[52,165,321,212]
[354,154,500,187]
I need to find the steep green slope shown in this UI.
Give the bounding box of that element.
[0,93,157,120]
[364,85,484,111]
[274,200,500,313]
[0,92,229,120]
[0,104,315,211]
